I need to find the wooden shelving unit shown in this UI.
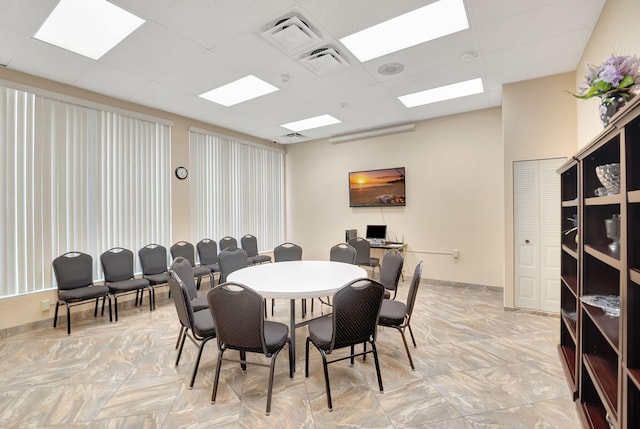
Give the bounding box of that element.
[559,96,640,428]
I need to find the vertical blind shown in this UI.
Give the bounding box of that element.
[0,86,171,297]
[189,129,284,253]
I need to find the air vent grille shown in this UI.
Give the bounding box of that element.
[260,15,321,55]
[299,47,349,74]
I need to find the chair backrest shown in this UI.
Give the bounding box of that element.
[330,278,384,351]
[348,237,371,265]
[197,239,218,265]
[329,243,357,264]
[240,234,259,257]
[52,251,94,290]
[170,256,199,302]
[219,236,238,252]
[274,242,302,262]
[168,267,196,332]
[138,244,167,275]
[101,247,135,282]
[379,249,404,293]
[218,247,250,282]
[207,282,267,354]
[170,241,196,267]
[405,261,424,321]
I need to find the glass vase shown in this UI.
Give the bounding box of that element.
[599,94,626,127]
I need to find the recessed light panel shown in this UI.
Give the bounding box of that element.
[281,114,341,132]
[199,75,279,107]
[398,78,484,108]
[34,0,145,60]
[340,0,469,62]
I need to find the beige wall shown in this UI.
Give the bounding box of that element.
[285,108,505,287]
[575,0,640,147]
[0,67,278,332]
[502,73,578,308]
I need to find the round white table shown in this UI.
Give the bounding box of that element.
[227,260,367,365]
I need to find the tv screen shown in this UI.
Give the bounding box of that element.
[366,225,387,240]
[349,167,405,207]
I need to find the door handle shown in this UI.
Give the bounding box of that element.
[525,240,530,244]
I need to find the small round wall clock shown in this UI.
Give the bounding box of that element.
[175,166,188,180]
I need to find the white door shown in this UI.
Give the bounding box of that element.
[514,158,563,312]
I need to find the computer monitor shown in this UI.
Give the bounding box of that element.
[365,225,387,241]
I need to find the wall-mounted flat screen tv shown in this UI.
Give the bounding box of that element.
[349,167,406,207]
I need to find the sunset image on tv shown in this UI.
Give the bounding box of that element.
[349,167,405,207]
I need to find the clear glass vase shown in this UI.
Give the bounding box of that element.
[599,93,626,127]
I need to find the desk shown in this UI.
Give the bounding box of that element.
[227,261,367,365]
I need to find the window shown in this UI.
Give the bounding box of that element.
[0,86,171,296]
[189,129,284,252]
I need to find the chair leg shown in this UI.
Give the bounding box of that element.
[408,324,416,347]
[113,294,119,322]
[271,298,275,316]
[266,350,281,415]
[189,337,214,389]
[175,328,188,366]
[305,338,311,377]
[350,344,355,365]
[147,287,153,312]
[66,303,71,335]
[211,349,225,404]
[107,295,113,322]
[398,327,416,370]
[53,301,60,327]
[288,339,294,378]
[240,351,247,371]
[320,350,333,410]
[196,276,202,290]
[94,297,99,317]
[370,341,384,393]
[175,326,185,349]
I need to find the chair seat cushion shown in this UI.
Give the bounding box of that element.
[145,272,168,285]
[192,266,211,277]
[107,278,150,293]
[251,255,272,264]
[264,320,288,353]
[378,299,406,326]
[307,315,333,350]
[204,263,220,272]
[192,308,216,338]
[58,285,110,302]
[191,294,209,312]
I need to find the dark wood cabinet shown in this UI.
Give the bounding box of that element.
[559,96,640,429]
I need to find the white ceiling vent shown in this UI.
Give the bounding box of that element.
[300,47,349,74]
[260,15,322,55]
[279,132,307,144]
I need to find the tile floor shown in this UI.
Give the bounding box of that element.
[0,277,581,428]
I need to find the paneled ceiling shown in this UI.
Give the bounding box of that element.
[0,0,606,143]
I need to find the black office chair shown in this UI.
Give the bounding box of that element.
[218,247,250,283]
[170,241,213,290]
[219,236,238,252]
[168,266,216,388]
[170,257,210,350]
[379,249,404,299]
[305,278,385,410]
[197,239,220,285]
[378,261,423,370]
[208,282,293,415]
[138,244,169,304]
[101,247,153,319]
[52,252,112,335]
[348,237,380,278]
[329,242,357,264]
[241,234,272,264]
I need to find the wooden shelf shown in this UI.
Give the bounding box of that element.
[630,269,640,285]
[562,244,579,259]
[583,354,619,422]
[628,190,640,204]
[628,368,640,391]
[558,344,577,393]
[577,401,611,429]
[562,274,578,297]
[585,194,624,206]
[585,244,622,268]
[582,304,620,352]
[563,199,579,207]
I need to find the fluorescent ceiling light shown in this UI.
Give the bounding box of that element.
[398,78,484,108]
[34,0,145,60]
[199,75,279,106]
[281,114,341,132]
[340,0,469,62]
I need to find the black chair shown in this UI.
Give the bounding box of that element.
[305,278,385,410]
[207,282,292,415]
[168,266,216,388]
[101,247,153,319]
[329,242,357,264]
[378,262,423,370]
[219,236,238,252]
[218,247,250,283]
[52,251,112,335]
[197,239,220,275]
[379,249,404,299]
[348,237,380,278]
[272,242,304,315]
[170,257,210,350]
[170,241,213,290]
[241,234,272,264]
[138,244,169,304]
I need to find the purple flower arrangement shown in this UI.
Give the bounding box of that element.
[572,54,640,100]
